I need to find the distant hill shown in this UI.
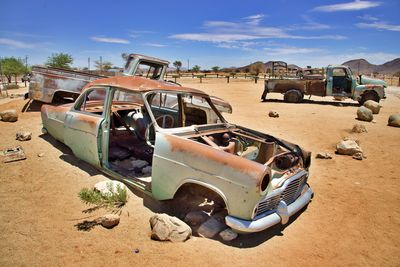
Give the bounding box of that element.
[223,61,301,73]
[342,58,400,75]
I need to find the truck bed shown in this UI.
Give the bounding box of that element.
[264,78,326,97]
[29,66,104,103]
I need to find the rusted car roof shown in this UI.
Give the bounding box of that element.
[83,76,207,95]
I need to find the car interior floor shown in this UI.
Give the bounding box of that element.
[108,129,153,187]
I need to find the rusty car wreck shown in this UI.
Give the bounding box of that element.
[41,74,313,233]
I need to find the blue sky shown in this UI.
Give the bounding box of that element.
[1,0,399,69]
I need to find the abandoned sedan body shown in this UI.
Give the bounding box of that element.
[41,76,313,233]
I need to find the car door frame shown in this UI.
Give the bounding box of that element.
[64,86,111,167]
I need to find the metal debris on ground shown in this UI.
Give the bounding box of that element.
[0,146,27,163]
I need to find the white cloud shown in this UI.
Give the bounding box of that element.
[0,38,35,49]
[242,14,265,25]
[170,17,346,44]
[143,43,167,47]
[90,37,130,44]
[264,46,324,55]
[314,0,381,12]
[357,14,379,21]
[356,21,400,31]
[287,15,331,30]
[127,30,154,38]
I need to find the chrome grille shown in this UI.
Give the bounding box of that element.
[254,173,307,217]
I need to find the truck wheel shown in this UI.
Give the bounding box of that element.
[284,90,303,103]
[359,91,380,105]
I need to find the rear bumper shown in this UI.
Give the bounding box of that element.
[225,184,313,233]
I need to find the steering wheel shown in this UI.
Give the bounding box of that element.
[155,114,175,128]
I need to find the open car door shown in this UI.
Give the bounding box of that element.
[64,87,108,167]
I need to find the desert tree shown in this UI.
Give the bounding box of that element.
[0,57,27,84]
[94,60,113,71]
[250,62,265,76]
[45,53,73,69]
[211,66,220,73]
[192,65,201,73]
[173,61,182,73]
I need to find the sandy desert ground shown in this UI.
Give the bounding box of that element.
[0,78,399,266]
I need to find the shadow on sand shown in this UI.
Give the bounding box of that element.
[39,132,311,247]
[262,98,359,107]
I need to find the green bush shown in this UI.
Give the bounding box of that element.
[78,182,127,209]
[4,84,19,90]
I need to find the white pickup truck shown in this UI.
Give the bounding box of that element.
[28,54,232,114]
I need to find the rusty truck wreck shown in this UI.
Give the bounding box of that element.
[262,64,387,104]
[41,75,313,233]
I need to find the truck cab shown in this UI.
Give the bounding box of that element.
[123,54,169,81]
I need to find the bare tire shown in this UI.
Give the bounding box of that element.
[284,90,303,103]
[359,90,380,105]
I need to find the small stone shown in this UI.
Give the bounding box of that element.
[37,153,44,157]
[101,214,120,228]
[219,228,238,241]
[149,213,192,242]
[357,106,373,122]
[363,100,382,114]
[197,217,227,238]
[94,180,126,195]
[372,120,377,124]
[0,109,18,122]
[16,131,32,141]
[133,248,140,254]
[352,152,364,160]
[142,166,152,175]
[343,136,360,145]
[184,211,210,227]
[352,124,367,133]
[268,111,279,118]
[388,114,400,127]
[131,160,148,169]
[316,152,332,159]
[353,153,366,160]
[336,139,363,156]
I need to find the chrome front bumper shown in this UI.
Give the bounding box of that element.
[225,184,313,233]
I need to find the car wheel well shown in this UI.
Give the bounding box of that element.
[359,90,380,105]
[170,183,227,216]
[284,89,303,103]
[52,91,79,104]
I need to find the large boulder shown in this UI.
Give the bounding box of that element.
[357,106,373,122]
[388,114,400,128]
[363,100,381,114]
[94,180,126,195]
[336,139,363,156]
[0,109,18,122]
[149,213,191,242]
[100,214,120,228]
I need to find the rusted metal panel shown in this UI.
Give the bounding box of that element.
[266,79,306,93]
[29,66,103,103]
[306,80,326,96]
[1,146,27,163]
